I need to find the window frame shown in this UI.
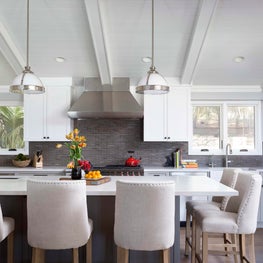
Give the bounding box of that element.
[0,100,29,155]
[189,101,262,155]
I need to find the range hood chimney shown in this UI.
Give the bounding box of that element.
[68,78,143,119]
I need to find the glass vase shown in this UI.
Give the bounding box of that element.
[71,167,82,180]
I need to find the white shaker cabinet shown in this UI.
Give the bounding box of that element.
[143,86,190,141]
[24,84,72,141]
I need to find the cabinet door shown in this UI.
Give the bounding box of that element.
[24,93,45,141]
[143,86,190,142]
[167,87,190,141]
[45,86,72,140]
[24,86,72,141]
[143,94,166,141]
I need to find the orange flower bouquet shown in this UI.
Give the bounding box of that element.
[56,128,91,173]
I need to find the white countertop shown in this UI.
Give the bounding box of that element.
[0,165,261,174]
[0,175,238,197]
[0,166,66,173]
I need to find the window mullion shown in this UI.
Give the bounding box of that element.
[222,103,228,152]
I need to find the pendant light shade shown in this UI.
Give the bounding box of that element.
[10,67,44,94]
[10,0,45,94]
[136,66,169,95]
[136,0,169,95]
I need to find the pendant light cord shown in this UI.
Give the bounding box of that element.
[151,0,155,71]
[26,0,30,70]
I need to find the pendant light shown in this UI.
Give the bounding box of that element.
[10,0,45,94]
[136,0,169,95]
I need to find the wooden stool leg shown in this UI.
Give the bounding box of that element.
[191,216,196,263]
[248,234,255,263]
[224,233,230,256]
[202,232,208,263]
[117,246,129,263]
[73,248,79,263]
[231,234,238,263]
[195,225,201,263]
[34,248,45,263]
[163,248,170,263]
[86,235,92,263]
[32,247,36,263]
[7,231,14,263]
[185,209,191,256]
[239,234,246,263]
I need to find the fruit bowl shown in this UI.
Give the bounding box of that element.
[12,159,31,168]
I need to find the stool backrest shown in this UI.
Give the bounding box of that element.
[212,168,240,210]
[27,179,91,250]
[114,180,175,251]
[226,172,262,233]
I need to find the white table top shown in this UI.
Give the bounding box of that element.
[0,175,238,197]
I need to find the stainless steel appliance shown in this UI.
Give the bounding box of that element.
[93,165,144,176]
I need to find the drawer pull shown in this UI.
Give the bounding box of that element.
[201,149,209,152]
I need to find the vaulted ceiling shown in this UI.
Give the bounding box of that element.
[0,0,263,88]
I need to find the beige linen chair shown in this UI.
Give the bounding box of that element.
[185,168,240,256]
[114,180,175,263]
[193,171,262,263]
[0,204,15,263]
[27,179,93,263]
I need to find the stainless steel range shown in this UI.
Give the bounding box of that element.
[92,165,144,176]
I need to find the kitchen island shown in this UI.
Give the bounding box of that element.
[0,175,237,263]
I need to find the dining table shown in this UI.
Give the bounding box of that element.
[0,174,238,263]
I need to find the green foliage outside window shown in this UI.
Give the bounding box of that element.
[0,106,24,149]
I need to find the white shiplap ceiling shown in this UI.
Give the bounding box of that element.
[0,0,263,88]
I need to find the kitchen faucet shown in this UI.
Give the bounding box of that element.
[225,143,232,167]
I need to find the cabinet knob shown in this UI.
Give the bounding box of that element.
[43,136,46,139]
[167,136,170,139]
[47,136,50,139]
[164,137,167,139]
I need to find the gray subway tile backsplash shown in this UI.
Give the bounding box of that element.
[1,119,263,168]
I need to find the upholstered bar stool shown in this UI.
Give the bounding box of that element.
[184,168,240,256]
[27,179,93,263]
[0,204,15,263]
[114,180,175,263]
[193,171,262,263]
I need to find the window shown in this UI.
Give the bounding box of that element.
[189,101,261,155]
[0,102,28,155]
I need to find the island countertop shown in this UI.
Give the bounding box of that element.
[0,175,238,196]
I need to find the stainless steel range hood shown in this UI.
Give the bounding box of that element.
[68,78,143,119]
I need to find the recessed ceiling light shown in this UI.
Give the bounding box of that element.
[141,57,152,63]
[233,56,245,63]
[55,57,66,63]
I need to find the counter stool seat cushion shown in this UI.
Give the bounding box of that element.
[194,210,238,233]
[186,201,221,214]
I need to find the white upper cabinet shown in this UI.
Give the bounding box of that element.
[24,78,73,141]
[143,86,190,141]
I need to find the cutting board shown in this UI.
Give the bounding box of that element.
[60,177,111,185]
